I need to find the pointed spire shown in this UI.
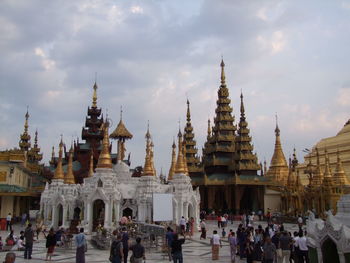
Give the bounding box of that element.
[220,58,226,86]
[186,99,191,121]
[240,91,245,118]
[34,130,38,148]
[53,137,65,180]
[182,141,189,175]
[96,121,113,169]
[334,149,348,185]
[92,82,98,108]
[168,138,177,180]
[175,128,186,174]
[50,146,55,165]
[142,123,154,176]
[312,147,324,186]
[323,149,333,187]
[275,114,280,136]
[207,119,211,139]
[150,140,156,176]
[19,108,31,151]
[65,145,75,184]
[88,151,94,177]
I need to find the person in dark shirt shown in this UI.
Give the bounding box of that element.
[121,228,129,263]
[129,237,145,263]
[46,228,56,261]
[166,227,174,261]
[24,223,34,259]
[171,233,185,263]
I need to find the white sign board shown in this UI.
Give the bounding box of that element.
[153,193,173,221]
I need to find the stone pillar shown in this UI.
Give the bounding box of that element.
[184,203,189,219]
[179,200,183,220]
[62,205,68,228]
[1,196,14,218]
[15,197,21,217]
[86,202,92,233]
[52,206,57,228]
[115,202,120,223]
[104,201,111,228]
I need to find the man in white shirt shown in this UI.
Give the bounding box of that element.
[6,213,12,231]
[179,216,186,235]
[296,232,309,263]
[211,230,222,260]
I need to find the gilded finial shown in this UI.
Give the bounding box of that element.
[186,99,191,122]
[175,127,186,174]
[220,58,226,86]
[92,82,98,108]
[120,106,123,121]
[240,91,245,117]
[207,119,211,138]
[19,108,31,151]
[275,114,280,136]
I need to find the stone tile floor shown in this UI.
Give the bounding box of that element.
[0,220,300,262]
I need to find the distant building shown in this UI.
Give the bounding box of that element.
[0,110,45,218]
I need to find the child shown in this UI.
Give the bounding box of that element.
[222,228,226,238]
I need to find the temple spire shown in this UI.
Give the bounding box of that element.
[96,121,113,169]
[240,91,245,117]
[207,119,211,139]
[220,58,226,86]
[142,123,154,176]
[19,108,31,151]
[53,137,65,180]
[92,82,98,108]
[65,145,75,184]
[267,115,288,184]
[334,149,348,185]
[175,128,185,174]
[323,149,334,187]
[168,138,176,180]
[312,148,324,186]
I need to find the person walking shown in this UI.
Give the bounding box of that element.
[179,216,186,235]
[200,220,206,240]
[296,232,309,263]
[129,237,145,263]
[262,236,276,263]
[166,227,174,261]
[21,213,27,227]
[171,233,185,263]
[211,230,222,260]
[121,227,129,263]
[228,231,237,263]
[6,213,12,231]
[279,231,292,263]
[46,228,56,261]
[24,223,34,259]
[75,228,86,263]
[110,234,124,263]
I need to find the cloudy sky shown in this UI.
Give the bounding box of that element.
[1,0,350,173]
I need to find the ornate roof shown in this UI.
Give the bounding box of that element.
[110,120,133,139]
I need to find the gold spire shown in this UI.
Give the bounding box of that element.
[97,121,113,169]
[240,91,245,117]
[168,139,176,180]
[334,150,348,185]
[186,99,191,121]
[53,137,65,180]
[323,149,333,187]
[142,123,154,176]
[182,141,189,175]
[175,129,186,174]
[92,82,98,108]
[312,148,324,186]
[88,151,94,177]
[150,140,156,176]
[65,145,75,184]
[19,108,31,151]
[270,115,287,166]
[220,58,226,86]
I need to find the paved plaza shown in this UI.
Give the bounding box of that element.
[0,220,301,263]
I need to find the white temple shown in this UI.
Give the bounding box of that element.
[40,121,200,233]
[307,194,350,263]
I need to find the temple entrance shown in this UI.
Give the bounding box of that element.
[73,207,81,220]
[214,188,228,213]
[93,199,105,231]
[122,207,133,218]
[322,238,340,263]
[240,187,259,213]
[57,204,63,227]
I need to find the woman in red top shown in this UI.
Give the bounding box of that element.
[217,215,222,228]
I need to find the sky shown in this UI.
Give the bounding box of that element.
[1,0,350,173]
